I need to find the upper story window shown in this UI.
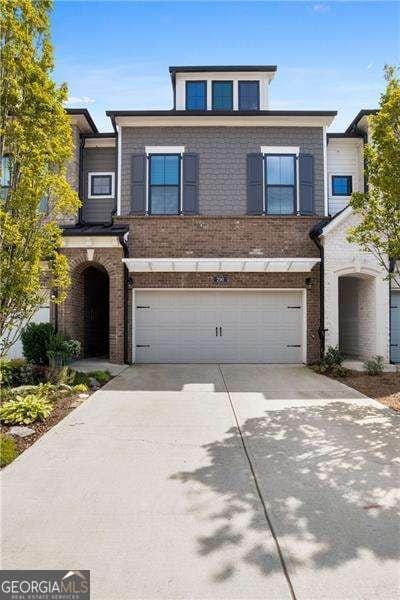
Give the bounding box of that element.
[185,81,207,111]
[88,172,115,199]
[1,155,11,199]
[212,81,233,110]
[265,154,296,215]
[332,175,352,196]
[149,154,180,214]
[239,81,260,111]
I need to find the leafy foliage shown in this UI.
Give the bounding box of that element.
[348,66,400,287]
[87,370,111,385]
[73,383,88,393]
[0,434,19,467]
[0,1,80,355]
[46,333,80,365]
[0,394,53,425]
[316,346,346,377]
[0,357,40,387]
[72,371,91,387]
[364,355,384,376]
[21,322,55,365]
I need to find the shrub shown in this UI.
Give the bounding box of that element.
[316,346,345,376]
[0,358,40,387]
[46,365,76,385]
[364,355,384,376]
[88,370,111,385]
[0,434,19,467]
[47,333,81,366]
[21,322,55,365]
[72,371,91,387]
[0,358,13,386]
[73,383,88,393]
[0,394,53,425]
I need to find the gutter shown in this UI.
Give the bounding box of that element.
[310,225,329,359]
[77,134,85,225]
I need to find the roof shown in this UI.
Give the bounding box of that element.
[66,108,98,134]
[169,65,277,87]
[327,132,364,139]
[62,223,129,237]
[107,108,337,130]
[345,109,378,134]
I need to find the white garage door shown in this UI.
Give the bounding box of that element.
[134,290,304,364]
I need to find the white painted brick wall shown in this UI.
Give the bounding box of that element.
[323,210,390,361]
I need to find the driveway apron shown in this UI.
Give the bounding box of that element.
[1,364,399,600]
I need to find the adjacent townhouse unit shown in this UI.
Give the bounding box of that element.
[36,66,400,366]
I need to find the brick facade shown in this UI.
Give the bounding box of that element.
[58,247,125,363]
[117,215,321,258]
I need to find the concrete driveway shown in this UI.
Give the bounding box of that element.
[2,365,399,600]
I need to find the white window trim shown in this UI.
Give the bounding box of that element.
[261,147,300,215]
[145,147,185,215]
[145,146,185,154]
[88,172,115,199]
[261,146,300,155]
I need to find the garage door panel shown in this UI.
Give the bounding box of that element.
[135,290,304,364]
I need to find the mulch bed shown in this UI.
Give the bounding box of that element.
[1,394,85,455]
[326,370,400,412]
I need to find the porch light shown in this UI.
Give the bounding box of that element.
[305,277,313,290]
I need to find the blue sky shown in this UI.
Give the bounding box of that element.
[52,1,399,131]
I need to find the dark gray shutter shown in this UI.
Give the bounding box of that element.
[247,153,264,215]
[182,153,199,215]
[131,154,147,214]
[299,154,314,215]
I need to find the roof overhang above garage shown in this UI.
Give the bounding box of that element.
[123,257,320,273]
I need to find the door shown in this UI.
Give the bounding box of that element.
[135,290,304,364]
[391,291,400,363]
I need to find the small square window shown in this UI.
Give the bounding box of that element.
[89,173,114,198]
[332,175,352,196]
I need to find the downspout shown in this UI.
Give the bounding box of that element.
[77,134,85,224]
[310,230,326,359]
[118,233,130,364]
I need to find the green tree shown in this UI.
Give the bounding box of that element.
[0,0,79,355]
[348,66,400,287]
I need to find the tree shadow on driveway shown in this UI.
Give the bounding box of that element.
[171,400,400,584]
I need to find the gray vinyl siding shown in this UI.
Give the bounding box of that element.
[121,126,325,216]
[82,147,116,223]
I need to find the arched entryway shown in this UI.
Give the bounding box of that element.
[83,265,110,358]
[338,273,376,359]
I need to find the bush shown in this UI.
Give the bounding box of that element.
[0,358,40,387]
[316,346,345,376]
[0,394,53,425]
[47,333,81,366]
[72,371,91,387]
[0,434,19,467]
[73,383,88,393]
[364,355,384,376]
[88,370,111,385]
[21,322,55,365]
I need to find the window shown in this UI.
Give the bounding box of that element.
[38,196,49,214]
[88,172,115,198]
[265,155,296,214]
[332,175,352,196]
[239,81,260,110]
[212,81,233,110]
[186,81,207,111]
[149,154,180,214]
[1,155,11,199]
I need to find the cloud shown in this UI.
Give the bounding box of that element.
[65,95,96,106]
[367,62,374,70]
[312,4,330,13]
